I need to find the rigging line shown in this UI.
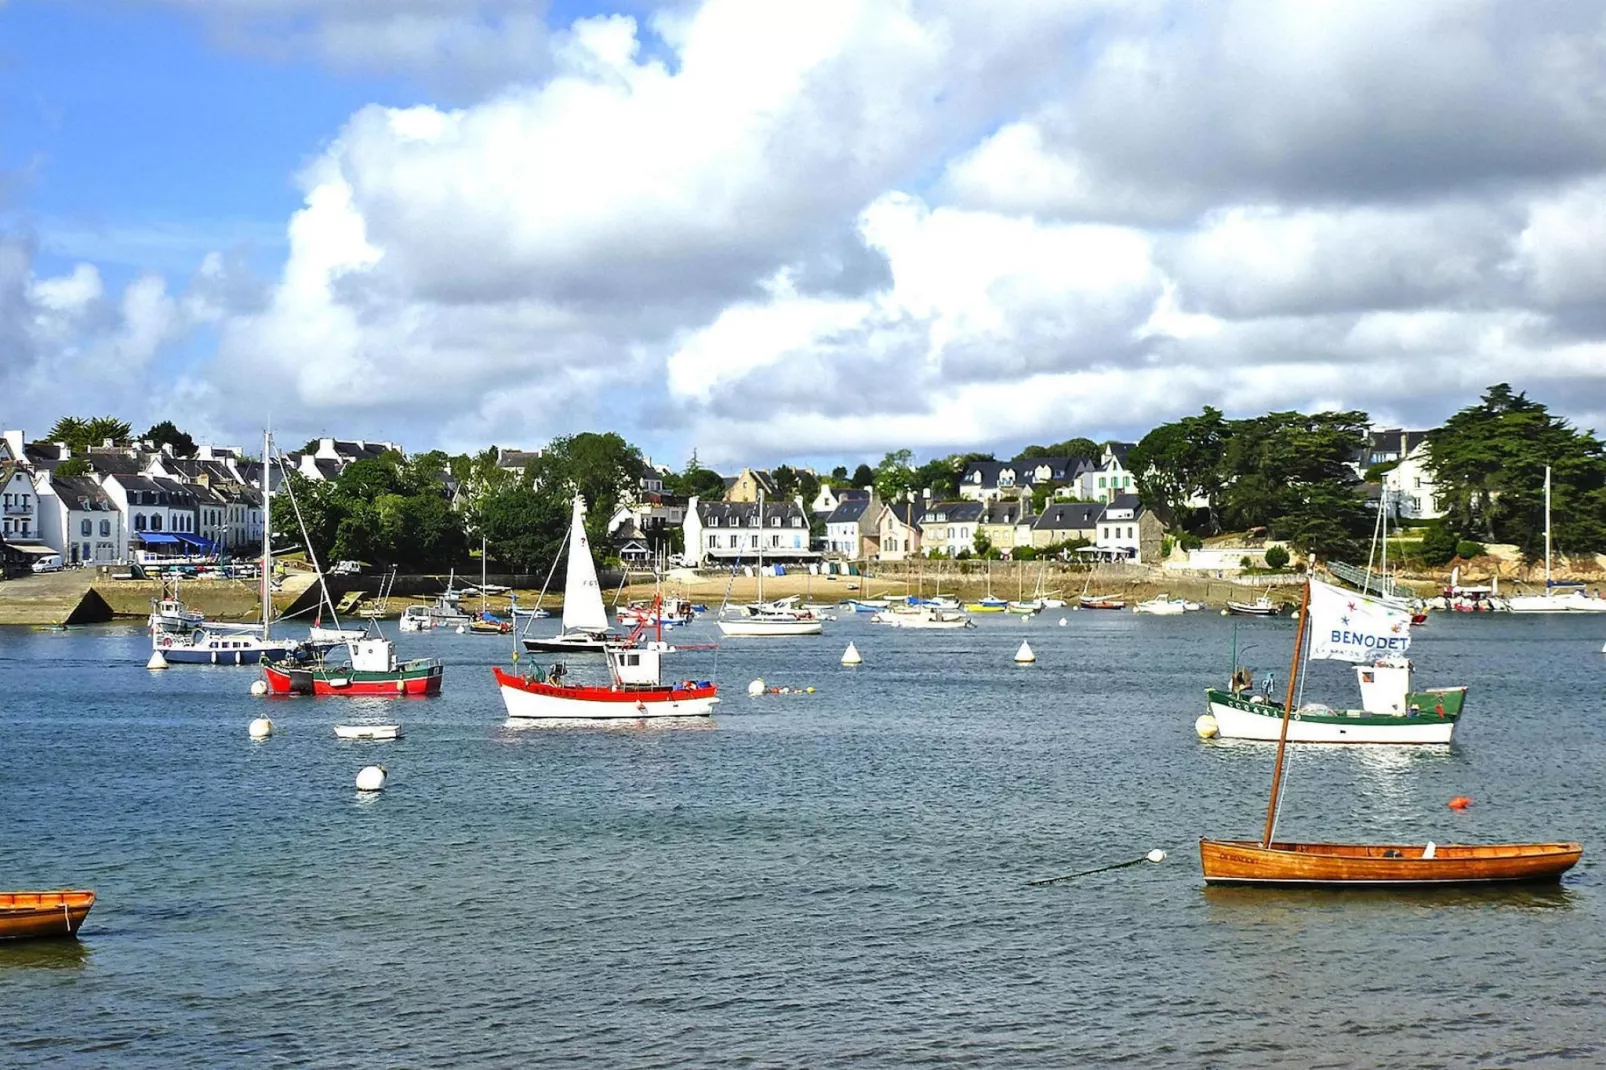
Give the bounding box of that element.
[520,525,570,641]
[271,444,343,633]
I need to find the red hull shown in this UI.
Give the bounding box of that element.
[491,666,714,705]
[262,664,443,696]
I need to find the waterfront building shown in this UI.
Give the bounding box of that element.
[823,491,879,559]
[917,500,985,557]
[874,502,923,560]
[683,496,817,567]
[34,473,122,566]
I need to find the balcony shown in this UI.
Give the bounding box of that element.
[4,503,31,516]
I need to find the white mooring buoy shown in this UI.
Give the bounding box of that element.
[1014,640,1036,664]
[1058,617,1068,626]
[249,679,268,697]
[248,717,274,739]
[841,642,862,666]
[747,678,766,697]
[147,650,169,670]
[1146,849,1167,863]
[455,624,467,634]
[1195,713,1219,739]
[356,765,388,792]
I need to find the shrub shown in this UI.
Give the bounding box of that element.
[1419,521,1459,567]
[1161,535,1175,559]
[1263,544,1290,570]
[1012,546,1037,561]
[1180,532,1203,551]
[1455,540,1486,561]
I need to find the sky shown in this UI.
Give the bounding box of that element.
[3,0,1606,471]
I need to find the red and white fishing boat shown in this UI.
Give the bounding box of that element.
[263,636,444,696]
[495,595,717,720]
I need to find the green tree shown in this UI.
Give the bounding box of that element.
[1419,520,1460,567]
[1428,384,1606,559]
[851,463,875,488]
[1263,544,1290,570]
[796,469,821,508]
[526,431,646,547]
[46,415,132,452]
[53,457,90,478]
[771,465,799,499]
[1128,406,1229,530]
[873,449,916,501]
[830,465,848,481]
[1021,438,1098,460]
[669,451,726,501]
[143,420,197,457]
[477,484,570,573]
[973,529,993,557]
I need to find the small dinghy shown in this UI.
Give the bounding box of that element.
[0,890,95,941]
[334,724,402,740]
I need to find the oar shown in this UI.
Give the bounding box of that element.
[1027,848,1167,886]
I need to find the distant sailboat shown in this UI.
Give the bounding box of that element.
[1507,467,1606,612]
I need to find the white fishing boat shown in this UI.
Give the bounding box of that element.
[1225,595,1281,616]
[1205,580,1467,744]
[148,578,205,633]
[716,491,825,637]
[496,599,718,719]
[522,497,636,653]
[1134,594,1190,615]
[1506,469,1606,612]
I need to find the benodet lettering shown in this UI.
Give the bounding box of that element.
[1330,629,1408,651]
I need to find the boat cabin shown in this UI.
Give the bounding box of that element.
[1355,657,1412,713]
[609,642,669,687]
[349,638,399,673]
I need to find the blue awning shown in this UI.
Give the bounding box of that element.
[173,533,216,550]
[137,532,182,545]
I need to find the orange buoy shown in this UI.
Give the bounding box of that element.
[1448,796,1472,810]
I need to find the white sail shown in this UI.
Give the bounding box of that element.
[562,496,610,632]
[1308,579,1413,663]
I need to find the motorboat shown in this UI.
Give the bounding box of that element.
[1225,595,1281,616]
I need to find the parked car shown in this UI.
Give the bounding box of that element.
[329,560,364,576]
[31,554,63,573]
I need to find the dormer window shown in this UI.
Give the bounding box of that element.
[770,516,781,527]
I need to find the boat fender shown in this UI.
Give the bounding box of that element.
[396,679,406,694]
[1448,796,1472,810]
[159,635,173,648]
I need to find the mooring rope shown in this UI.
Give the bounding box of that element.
[1027,847,1173,886]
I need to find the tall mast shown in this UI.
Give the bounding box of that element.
[261,428,271,639]
[756,489,765,604]
[1261,575,1313,847]
[1544,465,1552,589]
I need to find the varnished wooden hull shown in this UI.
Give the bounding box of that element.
[1200,839,1582,886]
[0,891,95,940]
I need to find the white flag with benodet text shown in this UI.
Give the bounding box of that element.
[1308,579,1413,663]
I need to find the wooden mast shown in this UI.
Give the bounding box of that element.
[1261,575,1313,847]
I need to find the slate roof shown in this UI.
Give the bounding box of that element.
[82,451,144,476]
[919,500,984,525]
[825,498,872,525]
[49,475,116,512]
[1034,503,1104,531]
[980,500,1030,525]
[696,499,810,525]
[883,502,923,531]
[1104,442,1135,464]
[1108,492,1144,512]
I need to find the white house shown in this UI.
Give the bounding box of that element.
[1381,434,1443,520]
[1091,493,1164,563]
[1,460,44,553]
[35,473,123,565]
[1075,443,1138,503]
[683,496,815,567]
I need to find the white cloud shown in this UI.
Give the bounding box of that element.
[15,0,1606,460]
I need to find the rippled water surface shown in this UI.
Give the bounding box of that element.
[3,610,1605,1067]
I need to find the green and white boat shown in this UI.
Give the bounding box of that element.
[1203,579,1468,745]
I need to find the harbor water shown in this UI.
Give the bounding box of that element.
[3,611,1604,1067]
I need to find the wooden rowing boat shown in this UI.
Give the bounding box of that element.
[1200,839,1582,886]
[0,891,95,940]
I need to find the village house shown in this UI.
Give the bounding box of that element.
[682,496,816,567]
[1074,443,1138,503]
[823,491,879,559]
[724,467,778,503]
[1092,494,1164,563]
[918,499,984,557]
[875,502,923,560]
[34,473,122,566]
[812,482,860,517]
[1,459,48,563]
[1031,502,1102,549]
[1361,429,1443,520]
[977,499,1034,555]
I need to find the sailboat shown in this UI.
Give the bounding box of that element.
[965,563,1008,612]
[151,430,300,665]
[717,491,824,637]
[467,536,513,634]
[1507,467,1606,612]
[522,497,636,653]
[1205,579,1466,743]
[1200,576,1580,886]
